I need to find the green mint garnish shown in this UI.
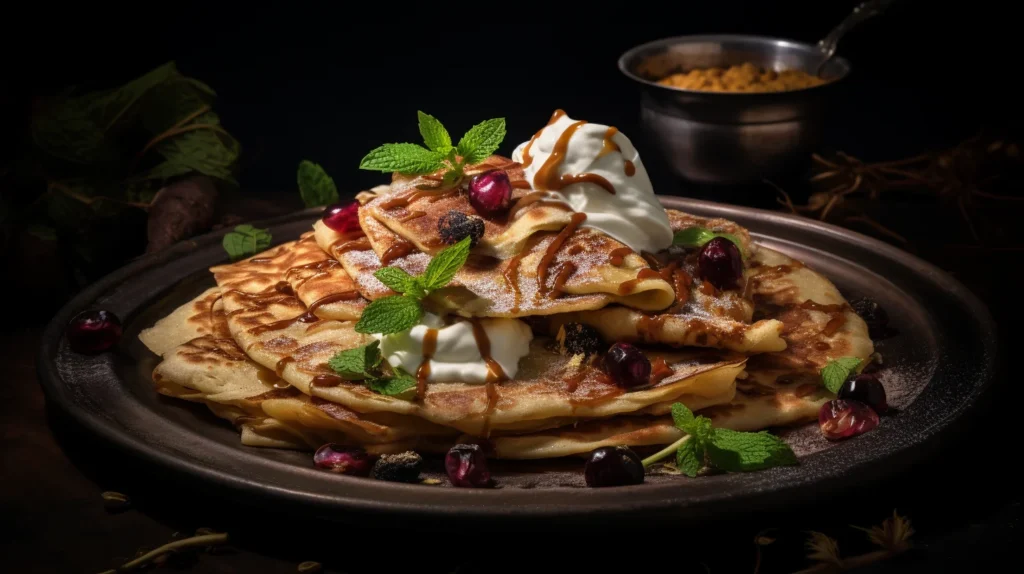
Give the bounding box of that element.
[821,356,863,394]
[223,224,272,261]
[359,111,506,189]
[644,402,798,477]
[673,227,746,257]
[353,295,423,335]
[327,340,382,380]
[366,369,418,399]
[354,236,473,335]
[327,343,417,399]
[297,160,339,208]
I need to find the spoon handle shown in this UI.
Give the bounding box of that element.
[817,0,896,61]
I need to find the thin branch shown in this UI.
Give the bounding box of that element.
[844,215,908,243]
[956,196,981,245]
[48,181,151,210]
[102,532,228,572]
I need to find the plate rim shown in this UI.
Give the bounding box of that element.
[36,197,999,524]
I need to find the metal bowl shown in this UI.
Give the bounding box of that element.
[618,35,851,185]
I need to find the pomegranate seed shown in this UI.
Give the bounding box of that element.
[818,399,879,440]
[468,170,512,215]
[321,202,361,234]
[313,444,373,476]
[445,444,492,488]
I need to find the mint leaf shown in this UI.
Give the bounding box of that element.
[707,428,798,472]
[821,356,863,393]
[417,111,452,153]
[673,227,745,257]
[421,235,471,291]
[355,295,422,335]
[366,369,418,399]
[671,402,696,431]
[223,225,272,261]
[456,118,506,164]
[297,160,339,208]
[327,341,382,380]
[689,415,714,446]
[359,143,445,174]
[374,267,416,295]
[676,439,703,478]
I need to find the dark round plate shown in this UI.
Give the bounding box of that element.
[37,197,997,529]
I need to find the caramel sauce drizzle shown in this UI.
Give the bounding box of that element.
[549,261,577,299]
[609,247,633,266]
[307,291,361,315]
[469,319,507,383]
[530,119,616,195]
[799,300,849,337]
[617,268,661,295]
[275,356,294,377]
[274,281,295,295]
[250,312,320,335]
[521,109,567,169]
[503,252,526,313]
[624,160,636,176]
[649,357,674,385]
[397,210,426,223]
[330,237,371,256]
[508,190,571,220]
[510,179,532,189]
[310,373,344,388]
[416,328,438,400]
[597,126,621,158]
[536,212,587,297]
[381,239,416,265]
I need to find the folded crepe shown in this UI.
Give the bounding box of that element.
[477,245,874,458]
[211,238,745,437]
[143,290,457,452]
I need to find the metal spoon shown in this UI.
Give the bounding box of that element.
[816,0,896,75]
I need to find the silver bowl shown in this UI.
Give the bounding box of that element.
[618,35,851,185]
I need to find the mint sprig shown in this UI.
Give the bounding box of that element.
[673,227,746,257]
[327,342,417,399]
[354,236,472,335]
[821,356,864,393]
[358,112,506,188]
[297,160,339,208]
[223,224,272,261]
[643,402,798,476]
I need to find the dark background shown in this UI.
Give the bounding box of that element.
[3,1,1022,572]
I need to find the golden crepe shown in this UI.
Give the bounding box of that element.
[541,211,786,354]
[142,290,457,452]
[211,237,745,436]
[477,245,874,458]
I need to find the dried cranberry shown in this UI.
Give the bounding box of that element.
[445,444,492,488]
[66,310,122,354]
[370,451,422,483]
[555,322,604,356]
[850,297,890,339]
[313,444,373,476]
[818,399,879,440]
[838,373,888,414]
[584,446,645,487]
[321,202,361,234]
[437,210,484,247]
[468,170,512,215]
[604,343,651,390]
[697,237,743,290]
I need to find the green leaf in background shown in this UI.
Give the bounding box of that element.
[26,225,58,242]
[456,118,506,164]
[150,119,240,183]
[222,225,272,261]
[297,160,339,208]
[417,111,452,153]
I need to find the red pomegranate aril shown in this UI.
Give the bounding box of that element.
[604,343,651,390]
[322,202,361,234]
[818,399,879,440]
[697,237,743,290]
[468,170,512,215]
[445,444,492,488]
[313,444,373,476]
[66,310,122,354]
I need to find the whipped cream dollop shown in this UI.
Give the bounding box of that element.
[511,111,674,254]
[373,313,533,384]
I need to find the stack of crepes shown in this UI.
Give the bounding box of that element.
[139,111,873,460]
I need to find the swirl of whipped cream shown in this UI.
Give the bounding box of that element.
[373,313,533,384]
[511,111,673,254]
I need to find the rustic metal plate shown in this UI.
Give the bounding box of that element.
[37,198,997,529]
